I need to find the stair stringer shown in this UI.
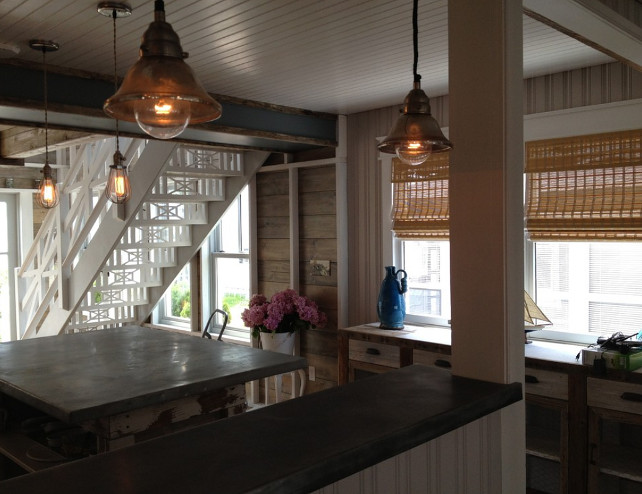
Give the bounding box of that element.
[135,150,269,324]
[23,140,178,338]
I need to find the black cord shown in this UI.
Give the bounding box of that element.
[412,0,421,84]
[112,8,120,157]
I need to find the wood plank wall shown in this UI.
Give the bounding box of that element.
[256,165,339,393]
[298,166,338,393]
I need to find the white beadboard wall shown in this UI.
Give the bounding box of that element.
[345,60,642,327]
[311,412,502,494]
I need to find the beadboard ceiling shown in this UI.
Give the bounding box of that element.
[0,0,624,115]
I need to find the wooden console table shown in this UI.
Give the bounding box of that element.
[338,323,451,384]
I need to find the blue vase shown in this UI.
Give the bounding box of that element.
[377,266,408,329]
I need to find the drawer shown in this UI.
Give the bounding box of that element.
[524,368,568,400]
[413,349,452,370]
[349,340,400,368]
[587,377,642,415]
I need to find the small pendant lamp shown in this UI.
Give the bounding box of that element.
[99,2,132,204]
[103,0,222,140]
[378,0,451,166]
[30,39,60,209]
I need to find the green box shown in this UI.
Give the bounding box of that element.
[581,347,642,371]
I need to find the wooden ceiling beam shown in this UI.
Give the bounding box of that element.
[1,126,91,159]
[524,0,642,72]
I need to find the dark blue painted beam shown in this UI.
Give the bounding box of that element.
[0,61,337,153]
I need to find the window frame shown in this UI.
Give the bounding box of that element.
[207,185,252,344]
[0,193,18,342]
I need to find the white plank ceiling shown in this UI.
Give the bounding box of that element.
[0,0,623,115]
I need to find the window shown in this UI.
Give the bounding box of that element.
[525,130,642,343]
[383,126,642,342]
[209,186,251,341]
[394,239,451,326]
[533,241,642,340]
[0,194,17,342]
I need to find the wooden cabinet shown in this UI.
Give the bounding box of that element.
[525,368,569,494]
[338,325,642,494]
[587,377,642,494]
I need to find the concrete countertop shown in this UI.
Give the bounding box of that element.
[0,364,522,494]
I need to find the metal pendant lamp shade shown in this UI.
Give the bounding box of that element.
[103,0,222,140]
[378,81,451,165]
[378,0,451,166]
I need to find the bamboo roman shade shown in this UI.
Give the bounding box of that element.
[391,153,450,239]
[525,130,642,240]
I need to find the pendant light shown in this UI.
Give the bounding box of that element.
[103,0,221,140]
[99,2,132,204]
[378,0,451,166]
[29,39,60,209]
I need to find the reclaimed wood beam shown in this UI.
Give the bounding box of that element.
[1,126,91,158]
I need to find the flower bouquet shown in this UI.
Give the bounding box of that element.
[241,289,327,339]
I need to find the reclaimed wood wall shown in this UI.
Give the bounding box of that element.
[256,164,338,393]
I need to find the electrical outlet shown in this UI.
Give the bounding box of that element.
[310,260,330,277]
[309,365,316,381]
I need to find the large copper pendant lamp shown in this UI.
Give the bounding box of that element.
[378,0,451,166]
[103,0,222,140]
[30,39,60,209]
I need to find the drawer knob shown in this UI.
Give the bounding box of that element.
[525,374,539,384]
[366,347,381,356]
[434,359,451,368]
[621,391,642,402]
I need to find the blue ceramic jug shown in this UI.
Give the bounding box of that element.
[377,266,408,329]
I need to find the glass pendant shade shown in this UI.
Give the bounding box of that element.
[38,164,59,209]
[378,82,451,166]
[103,0,221,139]
[105,151,131,204]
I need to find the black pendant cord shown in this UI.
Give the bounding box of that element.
[41,47,49,169]
[112,8,121,158]
[413,0,421,84]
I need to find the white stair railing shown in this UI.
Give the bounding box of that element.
[16,136,258,338]
[16,138,177,338]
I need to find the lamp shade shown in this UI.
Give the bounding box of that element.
[103,0,221,139]
[378,82,451,166]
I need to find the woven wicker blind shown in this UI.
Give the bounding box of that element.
[391,153,450,239]
[525,130,642,240]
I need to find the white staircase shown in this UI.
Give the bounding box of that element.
[16,136,267,338]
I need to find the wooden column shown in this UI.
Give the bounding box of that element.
[449,0,525,491]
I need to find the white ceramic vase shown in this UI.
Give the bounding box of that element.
[260,331,295,355]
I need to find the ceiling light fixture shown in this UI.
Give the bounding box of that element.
[29,39,60,209]
[99,2,132,204]
[103,0,222,139]
[378,0,451,166]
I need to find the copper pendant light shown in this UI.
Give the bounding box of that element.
[30,39,60,209]
[103,0,221,140]
[99,2,132,204]
[378,0,451,166]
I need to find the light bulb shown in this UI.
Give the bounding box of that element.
[134,98,190,139]
[105,164,131,204]
[395,141,432,166]
[105,151,131,204]
[38,177,59,209]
